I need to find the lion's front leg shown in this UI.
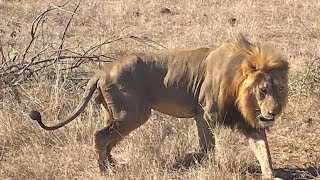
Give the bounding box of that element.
[247,129,274,179]
[172,108,216,169]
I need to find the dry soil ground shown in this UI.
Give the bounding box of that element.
[0,0,319,179]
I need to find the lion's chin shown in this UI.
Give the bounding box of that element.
[258,116,275,128]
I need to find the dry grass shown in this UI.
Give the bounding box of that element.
[0,0,319,179]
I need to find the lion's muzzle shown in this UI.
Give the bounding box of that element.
[258,114,275,127]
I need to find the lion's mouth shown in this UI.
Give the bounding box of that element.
[258,115,275,122]
[257,114,275,127]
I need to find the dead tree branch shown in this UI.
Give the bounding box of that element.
[55,1,82,61]
[21,6,55,62]
[0,1,167,90]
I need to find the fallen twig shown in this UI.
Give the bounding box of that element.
[297,16,320,41]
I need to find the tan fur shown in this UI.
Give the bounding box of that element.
[29,35,289,179]
[217,36,289,128]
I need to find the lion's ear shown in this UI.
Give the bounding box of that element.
[236,34,254,52]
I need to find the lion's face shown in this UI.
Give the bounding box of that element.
[251,69,288,128]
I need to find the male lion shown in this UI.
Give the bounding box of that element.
[29,35,289,179]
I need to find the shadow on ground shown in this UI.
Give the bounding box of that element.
[248,166,320,180]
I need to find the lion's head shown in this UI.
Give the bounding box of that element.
[218,35,289,128]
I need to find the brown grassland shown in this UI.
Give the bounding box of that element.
[0,0,319,179]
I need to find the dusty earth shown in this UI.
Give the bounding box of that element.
[0,0,319,179]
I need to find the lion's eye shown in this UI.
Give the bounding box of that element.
[278,86,284,92]
[259,87,267,94]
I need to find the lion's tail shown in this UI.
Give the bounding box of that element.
[28,74,100,131]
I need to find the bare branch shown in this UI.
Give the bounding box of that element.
[55,1,82,61]
[0,45,8,69]
[0,1,168,90]
[21,6,56,61]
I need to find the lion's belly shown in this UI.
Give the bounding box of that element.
[149,87,198,118]
[151,101,196,118]
[147,79,199,118]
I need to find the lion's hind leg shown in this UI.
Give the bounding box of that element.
[94,87,151,173]
[94,121,118,172]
